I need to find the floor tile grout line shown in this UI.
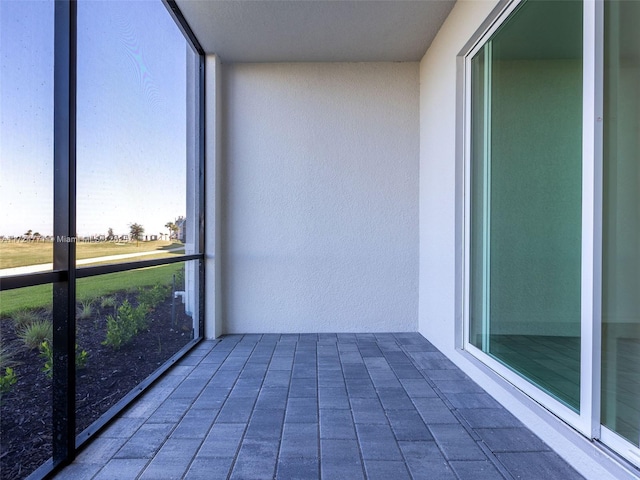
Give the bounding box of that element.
[345,336,379,480]
[314,337,323,480]
[219,334,264,480]
[261,334,293,480]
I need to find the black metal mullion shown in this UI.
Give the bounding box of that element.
[52,0,77,467]
[75,253,202,279]
[0,271,66,291]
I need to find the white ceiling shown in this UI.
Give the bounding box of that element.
[174,0,456,63]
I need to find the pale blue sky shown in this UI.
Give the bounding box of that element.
[1,0,189,238]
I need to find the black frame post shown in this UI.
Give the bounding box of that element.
[52,0,77,466]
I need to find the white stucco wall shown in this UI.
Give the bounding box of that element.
[222,62,419,334]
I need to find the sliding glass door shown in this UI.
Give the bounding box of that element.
[602,0,640,451]
[468,0,584,411]
[465,0,640,466]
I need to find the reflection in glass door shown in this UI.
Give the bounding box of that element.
[469,0,584,411]
[602,0,640,450]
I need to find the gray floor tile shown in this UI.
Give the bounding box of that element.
[399,441,456,479]
[412,397,459,424]
[285,396,318,423]
[264,369,292,388]
[93,458,149,480]
[399,378,438,398]
[345,379,377,398]
[276,456,319,480]
[245,409,285,440]
[113,423,173,459]
[216,397,255,423]
[289,377,317,397]
[320,409,356,439]
[363,460,411,480]
[476,427,552,453]
[94,416,146,439]
[56,333,584,480]
[424,368,472,381]
[386,409,433,441]
[231,439,279,480]
[280,423,318,458]
[342,364,369,378]
[54,463,102,480]
[410,351,458,370]
[445,393,502,410]
[428,424,487,461]
[376,387,415,410]
[145,397,193,424]
[191,386,230,410]
[495,451,585,480]
[355,424,403,461]
[320,439,365,480]
[255,386,288,410]
[391,365,424,380]
[186,457,235,479]
[139,438,201,479]
[169,377,209,399]
[269,357,294,371]
[456,408,523,429]
[449,460,506,479]
[170,408,217,439]
[318,387,350,409]
[73,437,128,465]
[198,423,245,458]
[121,388,174,419]
[350,397,388,424]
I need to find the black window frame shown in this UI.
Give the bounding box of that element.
[0,1,205,477]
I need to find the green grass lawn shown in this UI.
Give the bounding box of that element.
[0,263,184,316]
[0,240,184,269]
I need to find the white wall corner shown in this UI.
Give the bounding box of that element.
[418,0,499,354]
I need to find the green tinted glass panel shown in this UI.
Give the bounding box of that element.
[470,0,583,411]
[602,0,640,447]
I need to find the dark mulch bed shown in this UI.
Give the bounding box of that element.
[0,294,194,480]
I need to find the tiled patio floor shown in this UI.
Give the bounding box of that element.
[55,333,584,479]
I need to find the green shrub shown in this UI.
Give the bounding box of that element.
[103,314,135,350]
[0,368,17,399]
[40,341,88,379]
[0,344,18,398]
[76,345,88,369]
[102,300,147,350]
[18,320,52,350]
[138,284,170,310]
[11,309,41,330]
[40,341,53,378]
